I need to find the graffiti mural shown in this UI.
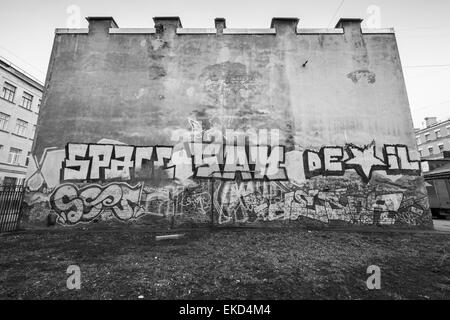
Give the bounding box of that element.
[139,183,211,219]
[59,141,419,184]
[24,123,430,228]
[62,143,176,181]
[49,183,144,225]
[60,142,288,182]
[303,141,421,182]
[213,178,427,227]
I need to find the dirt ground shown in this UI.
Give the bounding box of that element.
[0,226,449,300]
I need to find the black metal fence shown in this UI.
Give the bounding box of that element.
[0,184,25,233]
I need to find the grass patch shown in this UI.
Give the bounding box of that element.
[0,227,449,299]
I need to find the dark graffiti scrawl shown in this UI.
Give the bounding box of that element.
[48,177,429,226]
[49,181,212,225]
[214,179,428,226]
[139,183,211,218]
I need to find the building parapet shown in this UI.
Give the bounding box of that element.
[109,28,156,34]
[361,28,395,34]
[177,28,216,34]
[0,57,44,91]
[416,118,450,134]
[55,28,89,34]
[297,28,344,34]
[54,17,396,36]
[223,28,276,35]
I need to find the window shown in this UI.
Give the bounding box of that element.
[416,136,421,145]
[25,151,31,166]
[3,176,18,186]
[418,150,423,157]
[20,92,33,110]
[7,147,22,165]
[428,147,433,155]
[0,112,10,131]
[439,144,444,153]
[435,130,441,139]
[425,133,430,141]
[2,82,16,102]
[30,125,36,139]
[14,119,28,136]
[37,99,41,112]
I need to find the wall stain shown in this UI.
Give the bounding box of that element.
[148,65,167,80]
[347,69,376,84]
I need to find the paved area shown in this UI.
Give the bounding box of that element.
[433,218,450,233]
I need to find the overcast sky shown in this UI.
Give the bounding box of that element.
[0,0,449,128]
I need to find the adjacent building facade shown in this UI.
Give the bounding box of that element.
[415,117,450,160]
[0,57,43,185]
[23,16,432,229]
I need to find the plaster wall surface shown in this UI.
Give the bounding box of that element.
[23,17,432,229]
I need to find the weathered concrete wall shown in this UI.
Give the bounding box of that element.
[23,17,432,229]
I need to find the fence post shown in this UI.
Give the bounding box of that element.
[16,183,26,231]
[210,178,214,227]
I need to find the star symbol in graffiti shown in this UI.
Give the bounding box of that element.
[344,143,387,182]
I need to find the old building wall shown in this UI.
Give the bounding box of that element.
[23,17,432,229]
[0,59,43,185]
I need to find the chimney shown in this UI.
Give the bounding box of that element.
[425,117,437,128]
[153,16,182,35]
[270,17,299,35]
[215,18,226,34]
[86,17,118,35]
[335,18,363,33]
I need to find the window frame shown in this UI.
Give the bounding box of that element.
[435,129,441,139]
[7,147,22,165]
[25,151,31,166]
[30,124,36,139]
[3,176,18,186]
[14,118,28,136]
[1,82,16,103]
[20,91,33,110]
[0,112,10,131]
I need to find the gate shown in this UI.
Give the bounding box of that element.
[0,184,25,233]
